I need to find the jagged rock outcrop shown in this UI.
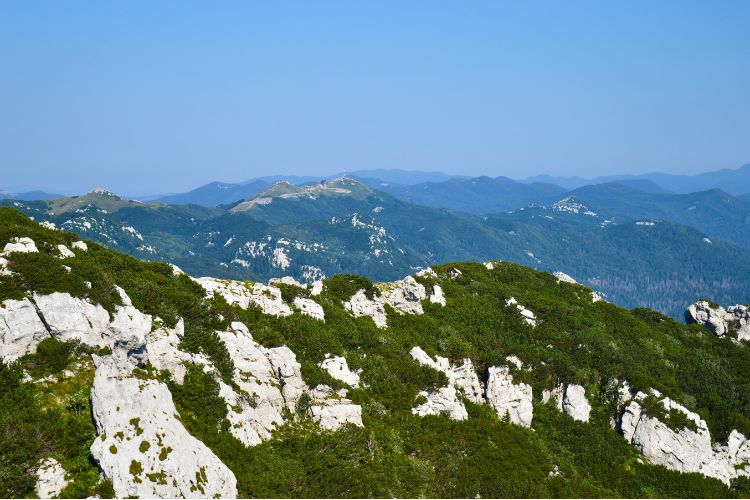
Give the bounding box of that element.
[71,241,88,251]
[319,354,361,388]
[410,346,483,403]
[686,300,750,340]
[344,290,388,328]
[35,457,68,499]
[620,389,750,485]
[89,355,238,498]
[266,345,308,411]
[195,277,292,317]
[307,384,364,430]
[543,383,592,422]
[344,274,446,328]
[33,288,152,364]
[553,271,578,284]
[293,297,325,321]
[505,297,538,327]
[0,298,50,362]
[412,386,468,421]
[485,365,533,427]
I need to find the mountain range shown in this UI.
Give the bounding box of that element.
[3,177,749,319]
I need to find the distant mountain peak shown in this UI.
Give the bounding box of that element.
[231,177,374,212]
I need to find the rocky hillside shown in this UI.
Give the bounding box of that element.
[2,206,750,498]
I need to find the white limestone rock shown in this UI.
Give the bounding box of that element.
[410,346,483,404]
[620,389,750,485]
[412,386,468,421]
[35,457,68,499]
[216,322,287,445]
[0,298,50,362]
[56,244,75,259]
[307,384,364,430]
[686,300,750,340]
[71,241,88,251]
[505,297,538,327]
[32,292,111,347]
[378,276,427,315]
[553,271,578,284]
[293,296,325,321]
[319,354,361,388]
[3,236,38,254]
[146,319,212,384]
[195,277,292,317]
[562,384,591,422]
[89,355,237,498]
[344,289,387,329]
[415,267,437,279]
[266,345,309,411]
[429,284,446,306]
[310,280,324,296]
[485,365,533,427]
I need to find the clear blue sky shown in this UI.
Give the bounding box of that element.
[1,1,748,195]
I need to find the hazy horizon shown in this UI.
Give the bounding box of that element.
[2,1,749,194]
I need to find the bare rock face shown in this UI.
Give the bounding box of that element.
[71,241,88,251]
[35,457,68,499]
[686,300,750,340]
[319,354,361,388]
[412,386,468,421]
[89,355,238,498]
[307,384,364,430]
[195,277,292,317]
[0,298,50,362]
[620,389,750,485]
[32,288,152,363]
[553,271,578,284]
[293,297,325,321]
[266,345,309,412]
[485,365,533,427]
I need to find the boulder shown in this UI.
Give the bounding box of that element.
[3,236,38,254]
[71,241,88,251]
[485,365,533,427]
[429,285,446,306]
[266,345,309,411]
[319,354,361,388]
[377,276,427,315]
[0,298,50,362]
[89,355,237,498]
[542,383,592,422]
[35,457,68,499]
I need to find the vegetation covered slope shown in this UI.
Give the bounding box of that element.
[1,207,750,498]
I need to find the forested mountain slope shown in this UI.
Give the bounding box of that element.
[2,207,750,498]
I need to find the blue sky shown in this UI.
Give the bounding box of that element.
[1,1,748,195]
